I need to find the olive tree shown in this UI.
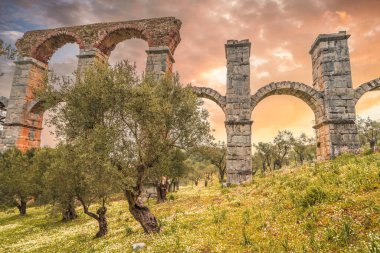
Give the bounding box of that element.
[44,135,121,237]
[0,40,17,59]
[149,148,189,203]
[293,133,316,164]
[357,117,380,153]
[0,39,17,77]
[273,130,295,169]
[253,142,274,172]
[0,148,37,215]
[38,61,211,234]
[194,143,227,183]
[185,159,205,186]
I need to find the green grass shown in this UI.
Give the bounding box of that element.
[1,153,380,252]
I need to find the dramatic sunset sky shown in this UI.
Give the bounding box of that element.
[0,0,380,147]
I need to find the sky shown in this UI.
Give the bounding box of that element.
[0,0,380,147]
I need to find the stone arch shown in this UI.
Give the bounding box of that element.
[94,25,150,56]
[353,77,380,105]
[2,17,182,152]
[251,81,324,121]
[191,86,227,113]
[29,31,84,63]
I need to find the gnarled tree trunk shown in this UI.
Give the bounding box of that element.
[62,197,77,221]
[125,190,159,234]
[155,180,168,203]
[16,200,27,216]
[78,197,108,238]
[95,207,108,238]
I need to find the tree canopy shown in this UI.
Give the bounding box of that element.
[37,61,212,233]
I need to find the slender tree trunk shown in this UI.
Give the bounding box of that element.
[175,178,179,191]
[262,162,266,173]
[156,180,168,203]
[95,207,108,238]
[274,159,282,170]
[78,197,108,238]
[17,200,27,216]
[204,179,208,187]
[168,181,174,192]
[219,169,225,183]
[125,190,160,234]
[194,179,199,186]
[370,139,376,153]
[62,198,77,221]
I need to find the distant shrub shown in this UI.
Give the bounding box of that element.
[157,217,168,230]
[125,226,133,236]
[281,235,290,252]
[220,187,230,195]
[168,194,175,201]
[211,207,227,224]
[338,221,354,246]
[241,227,253,246]
[298,186,328,208]
[325,227,337,241]
[242,209,250,225]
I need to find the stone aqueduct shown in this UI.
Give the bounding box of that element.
[0,17,379,184]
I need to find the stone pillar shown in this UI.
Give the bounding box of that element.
[310,31,359,160]
[224,40,252,184]
[0,57,48,152]
[145,46,174,78]
[77,48,108,74]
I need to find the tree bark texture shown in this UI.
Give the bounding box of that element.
[95,207,108,238]
[370,139,376,153]
[17,200,27,216]
[125,190,160,234]
[156,181,167,203]
[78,197,108,238]
[62,198,77,221]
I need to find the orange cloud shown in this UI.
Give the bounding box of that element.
[335,10,350,23]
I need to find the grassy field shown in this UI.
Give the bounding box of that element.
[0,153,380,253]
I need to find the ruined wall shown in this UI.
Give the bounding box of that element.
[193,31,379,184]
[15,17,181,63]
[1,17,379,185]
[0,17,182,152]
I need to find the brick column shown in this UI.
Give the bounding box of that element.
[77,48,108,74]
[0,57,48,152]
[225,40,252,184]
[310,31,359,160]
[145,46,174,78]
